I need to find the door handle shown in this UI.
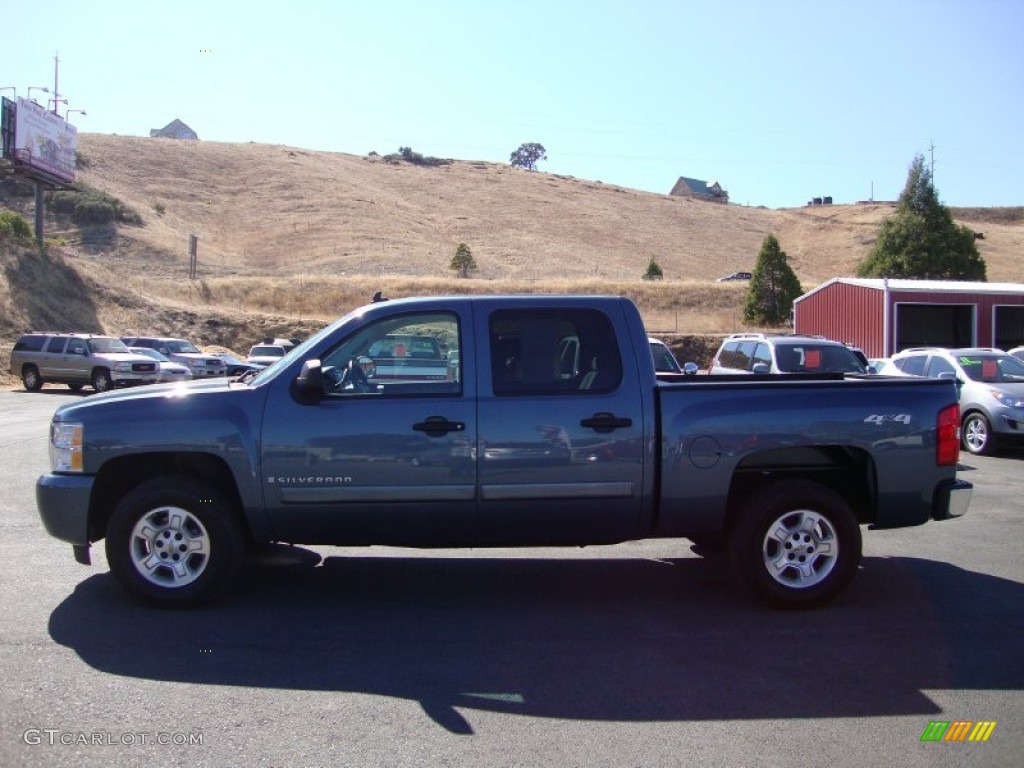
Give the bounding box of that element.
[413,416,465,437]
[580,412,633,432]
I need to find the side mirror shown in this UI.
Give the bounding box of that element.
[866,365,878,375]
[751,363,770,374]
[682,362,699,376]
[293,359,324,404]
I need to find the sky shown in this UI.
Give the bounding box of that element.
[4,0,1023,209]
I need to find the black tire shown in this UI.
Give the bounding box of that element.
[105,476,247,607]
[729,480,862,609]
[91,368,112,393]
[962,412,995,456]
[22,365,43,392]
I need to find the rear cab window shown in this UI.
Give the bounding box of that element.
[489,308,622,395]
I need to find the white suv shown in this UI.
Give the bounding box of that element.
[889,347,1024,455]
[710,333,867,375]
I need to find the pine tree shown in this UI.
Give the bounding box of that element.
[449,242,478,278]
[744,234,803,326]
[856,155,986,280]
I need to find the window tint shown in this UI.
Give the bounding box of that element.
[718,340,754,370]
[45,337,68,353]
[14,335,46,352]
[896,355,927,376]
[66,338,87,355]
[490,308,621,395]
[927,356,956,378]
[752,342,772,369]
[321,312,460,396]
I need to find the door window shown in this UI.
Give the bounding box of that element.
[45,337,67,353]
[321,312,460,396]
[489,309,621,395]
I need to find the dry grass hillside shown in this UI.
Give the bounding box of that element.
[2,133,1021,386]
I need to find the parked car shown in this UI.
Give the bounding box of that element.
[648,337,683,373]
[867,358,905,376]
[211,352,261,377]
[128,347,193,383]
[10,333,160,393]
[710,333,868,375]
[246,344,289,369]
[717,271,752,282]
[122,336,226,378]
[888,347,1024,455]
[1009,346,1024,362]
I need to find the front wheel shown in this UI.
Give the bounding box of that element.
[729,481,862,609]
[22,365,43,392]
[962,412,995,456]
[105,477,246,607]
[91,368,112,393]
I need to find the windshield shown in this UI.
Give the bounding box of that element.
[166,340,200,353]
[133,348,169,362]
[958,354,1024,383]
[250,345,285,357]
[87,337,130,354]
[774,343,866,374]
[248,309,367,387]
[650,341,681,373]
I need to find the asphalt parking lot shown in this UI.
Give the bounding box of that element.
[1,390,1021,768]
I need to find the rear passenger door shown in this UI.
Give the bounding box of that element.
[39,336,68,378]
[475,304,645,545]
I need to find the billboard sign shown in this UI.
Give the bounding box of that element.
[14,97,77,183]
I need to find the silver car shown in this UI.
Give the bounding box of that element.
[129,347,193,383]
[889,347,1024,455]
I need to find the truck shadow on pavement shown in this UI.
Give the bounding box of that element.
[48,550,1024,734]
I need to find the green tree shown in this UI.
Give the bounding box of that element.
[450,242,478,278]
[856,155,986,280]
[642,258,664,280]
[744,233,803,326]
[0,210,33,242]
[509,142,547,171]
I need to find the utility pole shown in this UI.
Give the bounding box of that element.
[928,138,936,183]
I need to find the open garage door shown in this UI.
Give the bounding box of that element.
[895,304,974,350]
[995,306,1024,350]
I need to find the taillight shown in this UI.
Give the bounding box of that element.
[937,404,960,466]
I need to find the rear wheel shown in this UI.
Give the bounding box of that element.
[22,365,43,392]
[105,477,246,607]
[729,480,862,608]
[962,412,994,456]
[91,368,112,393]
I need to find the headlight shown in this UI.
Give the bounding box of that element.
[991,389,1024,408]
[50,422,84,473]
[114,362,133,372]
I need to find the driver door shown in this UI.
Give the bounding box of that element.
[260,308,478,546]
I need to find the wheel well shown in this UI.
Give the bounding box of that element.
[724,446,876,531]
[87,452,247,542]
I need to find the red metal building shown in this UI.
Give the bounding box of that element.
[793,278,1024,359]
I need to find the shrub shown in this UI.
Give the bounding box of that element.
[642,258,664,281]
[0,210,33,242]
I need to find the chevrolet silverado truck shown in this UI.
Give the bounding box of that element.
[37,295,972,608]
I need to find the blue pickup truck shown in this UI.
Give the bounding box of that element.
[37,295,971,608]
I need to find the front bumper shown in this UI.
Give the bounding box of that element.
[933,478,972,520]
[36,473,94,545]
[112,371,160,385]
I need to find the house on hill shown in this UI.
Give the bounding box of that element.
[149,119,198,140]
[669,176,728,204]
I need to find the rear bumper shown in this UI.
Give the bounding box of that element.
[933,478,972,520]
